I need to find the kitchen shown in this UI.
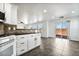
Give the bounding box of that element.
[0,3,41,56]
[1,3,79,56]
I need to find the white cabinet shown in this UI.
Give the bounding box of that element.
[5,3,11,24]
[10,4,17,25]
[16,35,28,55]
[16,33,41,55]
[27,34,35,50]
[34,34,41,47]
[5,3,17,25]
[0,3,4,12]
[27,34,41,50]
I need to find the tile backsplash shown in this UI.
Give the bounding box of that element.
[0,23,4,35]
[0,23,40,36]
[4,24,17,35]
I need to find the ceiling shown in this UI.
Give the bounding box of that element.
[14,3,79,23]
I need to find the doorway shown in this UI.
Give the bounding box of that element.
[56,20,70,39]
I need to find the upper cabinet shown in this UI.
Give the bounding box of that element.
[0,3,4,12]
[4,3,17,25]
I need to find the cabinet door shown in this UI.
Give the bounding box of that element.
[5,3,17,25]
[34,34,41,47]
[16,35,28,49]
[16,35,28,55]
[5,3,11,24]
[0,3,4,11]
[27,37,35,50]
[10,4,17,25]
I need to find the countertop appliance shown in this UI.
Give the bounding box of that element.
[0,35,16,56]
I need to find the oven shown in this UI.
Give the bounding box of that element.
[0,35,16,56]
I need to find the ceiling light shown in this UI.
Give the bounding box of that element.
[43,9,47,13]
[72,11,75,13]
[52,16,55,19]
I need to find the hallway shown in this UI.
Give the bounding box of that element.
[21,38,79,56]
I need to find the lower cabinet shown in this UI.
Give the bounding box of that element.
[27,37,35,50]
[16,33,41,56]
[34,34,41,47]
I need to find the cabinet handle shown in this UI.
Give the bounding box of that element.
[31,35,33,37]
[21,49,24,52]
[21,37,24,39]
[20,42,24,44]
[34,38,37,41]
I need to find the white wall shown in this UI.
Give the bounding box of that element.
[47,20,56,38]
[69,18,79,41]
[40,20,56,38]
[41,21,48,37]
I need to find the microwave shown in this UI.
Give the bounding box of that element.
[0,11,5,22]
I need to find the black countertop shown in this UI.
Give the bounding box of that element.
[0,32,40,37]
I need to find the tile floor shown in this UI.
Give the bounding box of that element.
[21,38,79,56]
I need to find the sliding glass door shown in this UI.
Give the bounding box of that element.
[56,20,70,39]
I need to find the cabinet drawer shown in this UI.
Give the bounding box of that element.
[16,36,26,40]
[16,37,26,43]
[16,42,26,48]
[16,38,26,43]
[16,39,27,48]
[34,37,41,46]
[16,44,26,50]
[29,34,35,38]
[16,43,28,55]
[16,48,26,55]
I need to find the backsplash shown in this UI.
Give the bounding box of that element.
[0,23,4,35]
[0,23,40,36]
[4,24,17,35]
[15,29,41,35]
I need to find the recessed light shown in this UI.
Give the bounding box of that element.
[72,11,75,13]
[52,16,55,19]
[43,9,47,13]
